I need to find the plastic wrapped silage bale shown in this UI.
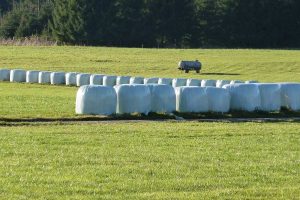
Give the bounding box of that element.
[148,84,176,113]
[26,70,40,83]
[115,84,151,114]
[10,69,26,82]
[223,84,261,112]
[103,75,117,86]
[245,80,259,84]
[187,79,201,87]
[65,72,78,86]
[51,72,65,85]
[216,80,231,88]
[230,80,244,84]
[76,85,117,115]
[38,71,51,84]
[129,77,144,84]
[201,80,217,87]
[0,69,10,81]
[257,83,281,112]
[280,83,300,111]
[158,78,173,85]
[76,73,91,87]
[117,76,131,85]
[172,78,187,87]
[144,77,159,84]
[90,74,104,85]
[205,87,230,113]
[175,87,209,113]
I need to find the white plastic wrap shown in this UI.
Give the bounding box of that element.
[10,69,26,82]
[90,74,104,85]
[26,70,40,83]
[76,85,117,115]
[280,83,300,111]
[144,77,159,84]
[245,80,259,84]
[76,73,91,87]
[175,87,209,113]
[216,80,231,88]
[187,79,202,86]
[205,87,230,113]
[0,69,10,81]
[223,84,261,112]
[158,78,173,85]
[117,76,131,85]
[51,72,66,85]
[148,84,176,113]
[201,80,217,87]
[130,77,144,84]
[65,72,78,86]
[103,75,117,86]
[172,78,187,87]
[115,84,151,114]
[230,80,244,84]
[257,83,281,112]
[38,71,51,84]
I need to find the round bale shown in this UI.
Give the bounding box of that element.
[76,85,117,115]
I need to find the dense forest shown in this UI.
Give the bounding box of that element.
[0,0,299,48]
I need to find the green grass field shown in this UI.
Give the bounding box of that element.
[1,122,299,199]
[1,46,300,199]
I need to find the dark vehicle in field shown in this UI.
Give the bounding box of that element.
[178,60,202,73]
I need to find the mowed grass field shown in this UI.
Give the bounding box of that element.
[0,46,300,199]
[1,122,299,199]
[1,46,300,119]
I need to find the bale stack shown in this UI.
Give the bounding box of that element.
[10,69,26,83]
[38,71,52,84]
[0,69,10,81]
[76,85,117,115]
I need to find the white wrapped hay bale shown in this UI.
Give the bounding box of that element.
[187,79,201,87]
[158,78,173,85]
[38,71,51,84]
[117,76,131,85]
[216,80,231,88]
[172,78,187,87]
[148,84,176,113]
[103,75,117,86]
[205,87,230,113]
[26,70,40,83]
[10,69,26,82]
[51,72,65,85]
[280,83,300,111]
[76,73,91,87]
[257,83,281,112]
[76,85,117,115]
[129,77,144,84]
[0,69,10,81]
[65,72,78,86]
[176,87,209,113]
[245,80,259,84]
[115,84,151,114]
[230,80,244,84]
[144,77,159,84]
[223,84,261,112]
[90,74,104,85]
[201,80,217,87]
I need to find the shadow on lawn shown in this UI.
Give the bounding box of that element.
[201,72,241,76]
[1,109,300,126]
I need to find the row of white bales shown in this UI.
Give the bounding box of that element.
[1,68,300,115]
[0,68,256,87]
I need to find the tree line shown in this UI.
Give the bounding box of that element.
[0,0,300,48]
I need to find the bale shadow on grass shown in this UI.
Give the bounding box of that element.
[201,72,241,76]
